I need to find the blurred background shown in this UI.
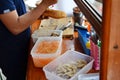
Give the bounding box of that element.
[24,0,77,16]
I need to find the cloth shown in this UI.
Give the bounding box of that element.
[0,0,30,80]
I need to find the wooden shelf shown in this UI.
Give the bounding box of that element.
[74,0,102,38]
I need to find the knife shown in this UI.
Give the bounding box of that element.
[59,22,72,31]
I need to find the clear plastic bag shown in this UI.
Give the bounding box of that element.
[0,68,7,80]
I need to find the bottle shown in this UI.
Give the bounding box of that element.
[86,40,90,49]
[97,39,101,69]
[97,40,101,47]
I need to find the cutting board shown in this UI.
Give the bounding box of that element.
[39,17,74,39]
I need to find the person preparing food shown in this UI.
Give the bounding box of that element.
[0,0,57,80]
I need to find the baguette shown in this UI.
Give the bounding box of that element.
[43,9,67,19]
[36,1,67,18]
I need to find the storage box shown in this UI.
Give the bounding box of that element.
[78,73,99,80]
[31,37,62,67]
[43,50,94,80]
[31,29,63,43]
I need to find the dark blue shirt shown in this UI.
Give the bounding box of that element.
[0,0,30,80]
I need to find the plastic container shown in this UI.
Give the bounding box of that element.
[78,73,99,80]
[43,50,94,80]
[31,37,62,67]
[73,7,83,25]
[31,29,63,43]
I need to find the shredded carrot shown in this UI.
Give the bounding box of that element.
[36,40,59,54]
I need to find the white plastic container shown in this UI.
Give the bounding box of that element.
[31,37,62,67]
[78,73,99,80]
[31,29,63,43]
[43,50,94,80]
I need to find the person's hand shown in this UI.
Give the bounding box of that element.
[39,0,57,7]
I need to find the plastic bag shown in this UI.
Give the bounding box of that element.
[0,68,7,80]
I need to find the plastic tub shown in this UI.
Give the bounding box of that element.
[31,37,62,67]
[78,73,99,80]
[31,29,63,43]
[43,50,94,80]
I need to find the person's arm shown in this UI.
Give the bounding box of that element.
[0,0,57,35]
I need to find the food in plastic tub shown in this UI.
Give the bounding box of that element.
[31,37,62,67]
[31,29,63,43]
[36,41,59,53]
[43,50,94,80]
[55,59,87,79]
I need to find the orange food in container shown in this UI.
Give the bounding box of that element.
[31,37,62,67]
